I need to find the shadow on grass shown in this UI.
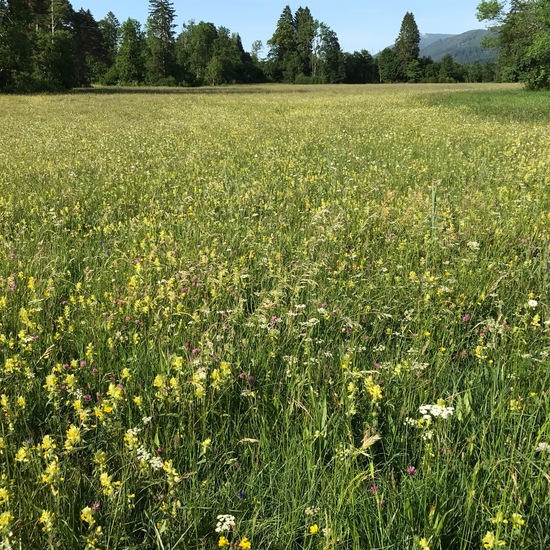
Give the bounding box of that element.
[70,84,314,96]
[422,88,550,123]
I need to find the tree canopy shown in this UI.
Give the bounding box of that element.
[0,2,508,92]
[477,0,550,89]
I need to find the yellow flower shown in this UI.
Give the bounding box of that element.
[0,511,14,535]
[39,510,55,532]
[309,524,319,534]
[64,424,81,451]
[238,537,251,549]
[80,506,95,525]
[510,513,525,530]
[15,446,29,462]
[0,488,9,506]
[482,531,506,548]
[218,536,230,547]
[419,537,431,550]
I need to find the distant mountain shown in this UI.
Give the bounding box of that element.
[377,30,498,64]
[419,29,498,64]
[419,33,456,49]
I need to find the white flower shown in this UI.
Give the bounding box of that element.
[149,457,164,470]
[467,241,480,251]
[535,442,550,453]
[528,299,538,308]
[215,514,236,533]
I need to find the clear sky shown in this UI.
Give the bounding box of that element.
[75,1,485,55]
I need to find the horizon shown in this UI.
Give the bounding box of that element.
[74,1,486,55]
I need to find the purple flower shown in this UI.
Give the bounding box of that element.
[462,314,471,323]
[369,485,378,494]
[407,466,417,476]
[237,491,246,499]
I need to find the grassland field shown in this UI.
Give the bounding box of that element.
[0,83,549,549]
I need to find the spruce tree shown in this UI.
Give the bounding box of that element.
[114,18,146,85]
[394,12,420,82]
[267,5,297,82]
[294,7,316,77]
[0,0,34,91]
[146,0,176,84]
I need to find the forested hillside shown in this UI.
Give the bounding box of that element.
[419,30,498,64]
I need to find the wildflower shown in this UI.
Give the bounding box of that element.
[81,506,95,525]
[15,446,29,462]
[200,438,211,456]
[163,460,180,485]
[238,537,251,549]
[64,424,81,451]
[407,466,417,476]
[39,510,55,532]
[535,442,550,453]
[215,514,236,533]
[510,513,525,530]
[527,299,538,308]
[419,538,430,550]
[218,536,230,547]
[0,511,14,535]
[0,488,9,506]
[309,524,319,534]
[482,531,505,548]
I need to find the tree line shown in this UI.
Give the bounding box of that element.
[0,1,544,92]
[477,0,550,90]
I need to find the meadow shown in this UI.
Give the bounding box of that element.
[0,83,549,549]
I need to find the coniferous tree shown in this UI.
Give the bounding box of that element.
[113,18,145,85]
[99,12,120,66]
[0,0,34,91]
[267,5,297,82]
[394,11,420,81]
[294,6,316,77]
[146,0,176,84]
[32,0,76,89]
[71,9,105,85]
[377,47,398,83]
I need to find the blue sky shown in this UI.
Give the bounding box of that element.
[75,1,485,54]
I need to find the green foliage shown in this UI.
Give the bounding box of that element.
[343,50,377,84]
[113,18,146,85]
[394,12,420,81]
[477,0,550,89]
[267,4,297,82]
[376,47,398,83]
[0,0,34,91]
[145,0,176,84]
[0,83,549,548]
[33,29,76,89]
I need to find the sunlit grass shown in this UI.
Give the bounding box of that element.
[0,83,548,549]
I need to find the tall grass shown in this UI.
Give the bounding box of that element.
[0,83,548,549]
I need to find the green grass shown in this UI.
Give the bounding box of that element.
[0,83,548,549]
